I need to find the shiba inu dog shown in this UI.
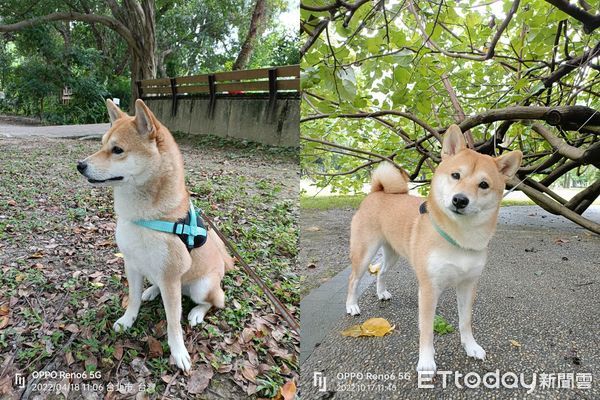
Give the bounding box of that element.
[346,125,522,375]
[77,99,233,372]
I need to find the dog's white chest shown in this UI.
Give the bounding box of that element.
[116,220,168,276]
[427,247,487,288]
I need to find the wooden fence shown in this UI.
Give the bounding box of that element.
[137,65,300,99]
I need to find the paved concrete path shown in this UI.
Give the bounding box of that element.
[300,206,600,399]
[0,121,108,138]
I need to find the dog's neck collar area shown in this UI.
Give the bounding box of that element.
[134,200,207,251]
[419,201,463,249]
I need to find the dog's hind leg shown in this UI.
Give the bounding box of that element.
[185,274,223,327]
[346,237,379,316]
[142,285,160,301]
[377,243,398,301]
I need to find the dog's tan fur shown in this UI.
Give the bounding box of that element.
[346,125,522,375]
[78,99,233,371]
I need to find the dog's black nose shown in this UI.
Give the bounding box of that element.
[77,161,87,173]
[452,193,469,209]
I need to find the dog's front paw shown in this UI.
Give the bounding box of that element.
[416,357,437,378]
[346,303,361,315]
[463,341,486,360]
[171,347,192,372]
[113,315,135,332]
[377,290,392,300]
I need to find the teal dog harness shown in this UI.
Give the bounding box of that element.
[135,200,207,251]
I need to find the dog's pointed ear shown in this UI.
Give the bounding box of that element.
[106,99,125,124]
[495,150,522,180]
[134,99,156,138]
[441,125,466,159]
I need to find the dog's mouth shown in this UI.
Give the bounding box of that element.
[451,207,466,215]
[88,176,124,184]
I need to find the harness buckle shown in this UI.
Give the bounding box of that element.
[172,222,184,235]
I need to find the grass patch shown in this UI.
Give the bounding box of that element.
[300,194,365,210]
[301,194,537,210]
[0,137,298,399]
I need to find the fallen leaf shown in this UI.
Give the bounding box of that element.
[114,252,124,258]
[187,365,213,394]
[15,274,25,283]
[0,316,8,330]
[510,339,521,348]
[0,304,8,316]
[114,344,124,361]
[280,379,297,400]
[241,363,258,383]
[306,226,320,232]
[147,336,163,358]
[341,317,394,337]
[368,263,381,275]
[64,324,79,333]
[65,352,75,366]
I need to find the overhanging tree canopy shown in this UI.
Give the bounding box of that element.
[300,0,600,234]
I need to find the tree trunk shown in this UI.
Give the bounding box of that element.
[0,1,158,109]
[232,0,267,70]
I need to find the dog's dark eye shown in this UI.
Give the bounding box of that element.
[112,146,124,155]
[479,181,489,189]
[451,172,460,180]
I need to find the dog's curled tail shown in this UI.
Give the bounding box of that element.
[370,162,409,194]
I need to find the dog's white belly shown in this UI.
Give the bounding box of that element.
[116,219,169,277]
[427,247,487,289]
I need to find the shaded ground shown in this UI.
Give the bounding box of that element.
[0,135,299,399]
[300,205,600,399]
[298,207,354,296]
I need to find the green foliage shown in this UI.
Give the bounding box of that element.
[433,315,455,335]
[0,0,295,123]
[301,0,600,194]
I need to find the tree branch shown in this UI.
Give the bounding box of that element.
[544,0,600,33]
[485,0,520,59]
[542,41,600,88]
[0,11,138,54]
[531,123,585,160]
[458,105,600,132]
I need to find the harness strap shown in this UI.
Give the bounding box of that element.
[134,200,207,250]
[419,201,462,248]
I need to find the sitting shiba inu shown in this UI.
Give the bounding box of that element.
[346,125,522,375]
[77,99,233,372]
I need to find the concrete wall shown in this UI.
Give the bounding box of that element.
[143,95,299,147]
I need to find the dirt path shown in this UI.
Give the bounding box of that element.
[0,119,108,138]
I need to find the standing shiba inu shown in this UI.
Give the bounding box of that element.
[77,99,233,372]
[346,125,522,375]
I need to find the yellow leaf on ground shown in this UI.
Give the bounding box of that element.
[114,253,124,258]
[510,339,521,347]
[361,318,395,337]
[341,317,394,337]
[341,324,363,337]
[368,263,381,275]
